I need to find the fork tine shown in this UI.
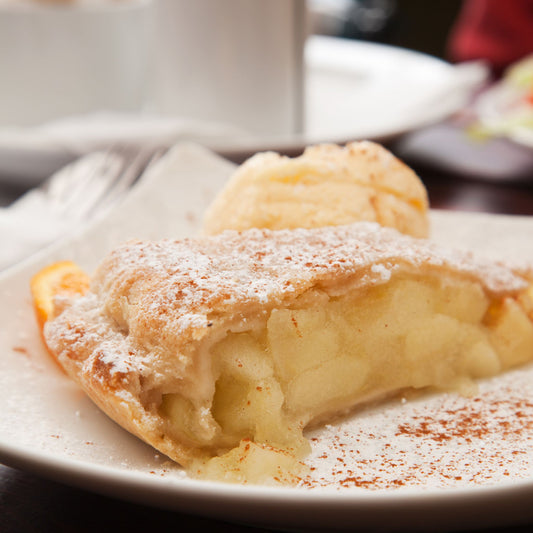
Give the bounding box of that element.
[0,145,167,271]
[53,145,166,222]
[53,150,125,221]
[94,146,166,215]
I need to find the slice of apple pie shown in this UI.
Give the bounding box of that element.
[39,222,533,484]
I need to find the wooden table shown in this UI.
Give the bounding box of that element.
[2,122,533,533]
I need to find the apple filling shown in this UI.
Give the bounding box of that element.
[160,275,533,483]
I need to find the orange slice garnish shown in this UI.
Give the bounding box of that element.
[30,260,89,333]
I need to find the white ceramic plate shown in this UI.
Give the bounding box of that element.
[0,36,486,186]
[2,144,533,532]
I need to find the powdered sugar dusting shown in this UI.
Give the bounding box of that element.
[97,341,135,375]
[370,262,392,282]
[88,221,527,344]
[303,366,533,490]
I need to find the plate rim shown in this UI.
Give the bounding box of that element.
[0,35,469,186]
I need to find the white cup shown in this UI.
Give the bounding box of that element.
[151,0,307,138]
[0,0,153,127]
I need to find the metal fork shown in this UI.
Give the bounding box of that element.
[31,145,164,222]
[1,145,164,271]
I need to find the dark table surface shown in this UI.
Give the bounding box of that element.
[2,120,533,533]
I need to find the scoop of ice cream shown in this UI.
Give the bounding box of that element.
[202,141,429,238]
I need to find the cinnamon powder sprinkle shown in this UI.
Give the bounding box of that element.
[301,368,533,490]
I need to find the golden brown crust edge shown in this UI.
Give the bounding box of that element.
[45,309,204,465]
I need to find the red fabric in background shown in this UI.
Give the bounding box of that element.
[448,0,533,75]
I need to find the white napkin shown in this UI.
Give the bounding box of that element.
[0,190,69,271]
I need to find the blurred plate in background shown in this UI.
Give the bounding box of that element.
[474,54,533,148]
[0,35,486,187]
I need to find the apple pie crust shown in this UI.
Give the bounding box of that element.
[42,223,533,484]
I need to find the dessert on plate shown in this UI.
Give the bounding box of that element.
[32,222,533,485]
[202,141,430,238]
